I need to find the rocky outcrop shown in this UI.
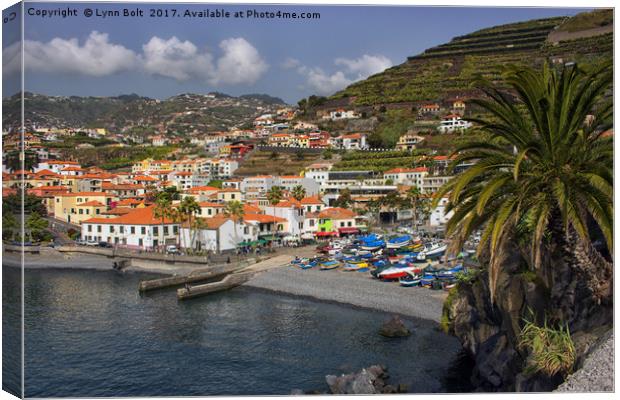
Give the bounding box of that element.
[444,237,613,392]
[325,365,407,394]
[379,315,411,337]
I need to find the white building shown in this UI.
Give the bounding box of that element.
[277,175,320,196]
[81,206,179,250]
[264,200,305,237]
[241,175,276,194]
[437,114,472,133]
[325,109,360,120]
[304,163,333,187]
[384,167,429,187]
[429,196,454,226]
[35,160,82,175]
[179,216,250,253]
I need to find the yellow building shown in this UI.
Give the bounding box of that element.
[131,158,173,173]
[216,188,243,202]
[53,192,117,225]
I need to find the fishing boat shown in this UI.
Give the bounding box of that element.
[386,235,411,249]
[343,260,369,271]
[319,260,341,270]
[436,264,464,279]
[416,242,447,261]
[420,274,437,287]
[378,265,423,280]
[399,271,422,287]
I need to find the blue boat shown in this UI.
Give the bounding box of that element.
[387,235,412,249]
[420,275,437,286]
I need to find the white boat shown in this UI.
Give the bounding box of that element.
[416,242,447,261]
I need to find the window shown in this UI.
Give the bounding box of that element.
[310,220,315,227]
[153,227,159,236]
[71,208,75,214]
[208,209,212,216]
[97,226,102,233]
[79,209,83,215]
[120,226,124,234]
[56,198,60,203]
[340,222,345,227]
[173,226,178,234]
[131,226,135,234]
[88,225,92,232]
[348,222,352,227]
[96,209,100,215]
[141,227,146,235]
[110,226,115,233]
[231,194,235,199]
[244,227,249,234]
[164,226,169,235]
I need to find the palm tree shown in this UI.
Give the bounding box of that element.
[224,200,245,250]
[267,186,284,205]
[435,61,612,302]
[291,185,306,201]
[178,196,201,251]
[406,186,423,229]
[153,195,172,252]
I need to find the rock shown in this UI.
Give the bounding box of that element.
[290,389,304,395]
[382,385,397,393]
[325,365,389,394]
[379,315,411,337]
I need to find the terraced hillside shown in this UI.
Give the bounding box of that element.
[328,10,612,107]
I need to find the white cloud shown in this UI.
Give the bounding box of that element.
[335,54,392,79]
[21,31,138,76]
[141,36,213,81]
[210,38,268,86]
[6,31,268,86]
[304,68,353,96]
[294,54,392,95]
[281,57,301,70]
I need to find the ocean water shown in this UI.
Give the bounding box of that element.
[3,267,467,397]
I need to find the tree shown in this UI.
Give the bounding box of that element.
[178,196,200,251]
[406,186,428,228]
[224,200,245,250]
[435,61,612,304]
[2,194,47,216]
[334,188,352,208]
[25,212,51,242]
[267,186,284,205]
[207,179,223,189]
[3,213,19,242]
[153,195,172,252]
[291,185,306,201]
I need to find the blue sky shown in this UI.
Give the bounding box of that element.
[3,3,588,103]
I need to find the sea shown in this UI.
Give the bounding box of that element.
[2,267,471,397]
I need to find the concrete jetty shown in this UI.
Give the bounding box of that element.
[176,255,293,300]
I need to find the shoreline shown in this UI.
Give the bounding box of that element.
[4,250,447,324]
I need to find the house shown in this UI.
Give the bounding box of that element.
[422,176,452,194]
[216,188,242,202]
[151,135,168,146]
[197,202,225,217]
[268,133,292,147]
[81,206,179,249]
[179,215,249,253]
[419,103,441,115]
[437,114,472,133]
[395,132,425,151]
[241,175,276,195]
[429,196,453,226]
[304,163,333,187]
[326,109,360,120]
[277,175,320,196]
[243,213,288,244]
[264,200,305,237]
[308,131,331,148]
[35,160,81,175]
[293,121,318,131]
[299,195,325,214]
[53,192,117,224]
[384,167,428,187]
[332,133,367,150]
[316,207,363,237]
[183,186,220,202]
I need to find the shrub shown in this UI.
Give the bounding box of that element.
[519,316,575,377]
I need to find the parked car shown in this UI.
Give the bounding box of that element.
[75,238,86,245]
[98,241,113,248]
[166,245,180,254]
[86,240,99,246]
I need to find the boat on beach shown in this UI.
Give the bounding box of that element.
[386,235,411,249]
[343,259,369,271]
[319,260,341,270]
[399,271,422,287]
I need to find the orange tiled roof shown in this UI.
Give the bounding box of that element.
[243,213,287,223]
[77,200,106,207]
[318,207,357,220]
[384,167,429,174]
[83,205,176,225]
[300,195,323,205]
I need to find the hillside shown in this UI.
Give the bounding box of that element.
[326,9,612,107]
[2,92,287,134]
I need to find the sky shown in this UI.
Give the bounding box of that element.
[2,2,589,104]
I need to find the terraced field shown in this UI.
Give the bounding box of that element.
[329,10,612,107]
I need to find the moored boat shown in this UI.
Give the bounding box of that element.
[319,260,341,270]
[386,235,411,249]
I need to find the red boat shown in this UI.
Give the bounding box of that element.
[378,266,424,280]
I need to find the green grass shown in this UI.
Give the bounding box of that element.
[519,316,576,377]
[557,9,612,32]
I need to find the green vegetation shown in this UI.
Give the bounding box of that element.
[63,145,176,170]
[519,316,575,377]
[3,194,47,215]
[207,180,223,189]
[556,9,612,32]
[440,287,459,333]
[332,150,428,173]
[47,132,116,148]
[267,186,284,205]
[235,150,323,176]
